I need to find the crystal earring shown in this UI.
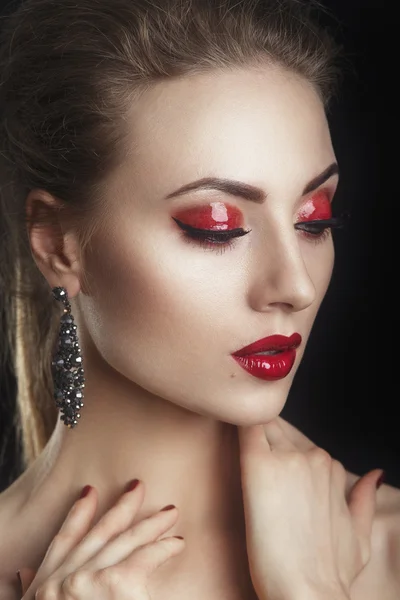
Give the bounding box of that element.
[51,286,85,428]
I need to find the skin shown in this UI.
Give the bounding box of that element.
[0,64,398,599]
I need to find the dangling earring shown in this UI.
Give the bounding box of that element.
[51,286,85,428]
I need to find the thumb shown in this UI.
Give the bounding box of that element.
[17,567,37,596]
[348,469,384,557]
[237,424,271,455]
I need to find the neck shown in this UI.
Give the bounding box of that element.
[22,331,247,547]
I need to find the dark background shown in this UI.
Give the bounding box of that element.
[1,0,395,492]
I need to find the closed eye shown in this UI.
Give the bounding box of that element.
[173,212,349,254]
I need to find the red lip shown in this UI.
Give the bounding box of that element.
[232,333,302,357]
[231,333,302,381]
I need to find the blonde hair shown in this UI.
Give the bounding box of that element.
[0,0,342,471]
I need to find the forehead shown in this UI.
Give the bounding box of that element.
[114,65,335,199]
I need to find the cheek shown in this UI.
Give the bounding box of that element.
[80,223,229,362]
[77,225,254,413]
[82,237,184,336]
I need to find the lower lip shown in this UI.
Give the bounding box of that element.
[232,349,297,381]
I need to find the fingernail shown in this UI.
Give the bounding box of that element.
[79,485,92,499]
[161,504,176,511]
[124,479,140,493]
[376,471,385,489]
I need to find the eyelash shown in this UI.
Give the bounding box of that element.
[173,215,348,255]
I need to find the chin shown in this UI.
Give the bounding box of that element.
[203,381,291,427]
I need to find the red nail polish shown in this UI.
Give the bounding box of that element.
[161,504,176,511]
[376,472,385,489]
[79,485,92,499]
[124,479,140,493]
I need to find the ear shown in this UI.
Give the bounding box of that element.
[25,189,82,298]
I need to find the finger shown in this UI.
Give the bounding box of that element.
[348,469,383,555]
[58,537,185,599]
[114,537,185,586]
[84,505,180,570]
[329,458,350,515]
[237,425,272,489]
[29,486,98,584]
[57,479,146,574]
[275,416,317,450]
[277,417,363,495]
[237,424,272,454]
[263,419,297,452]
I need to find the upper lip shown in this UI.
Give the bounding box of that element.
[232,333,302,357]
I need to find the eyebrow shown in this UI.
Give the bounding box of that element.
[164,162,339,203]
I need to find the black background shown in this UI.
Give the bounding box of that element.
[1,0,396,492]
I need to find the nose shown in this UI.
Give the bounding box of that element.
[248,230,317,313]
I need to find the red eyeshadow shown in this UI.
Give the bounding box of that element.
[297,191,332,221]
[173,202,243,230]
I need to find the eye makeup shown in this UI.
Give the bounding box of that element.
[172,201,252,254]
[172,194,347,254]
[296,190,332,222]
[172,201,244,230]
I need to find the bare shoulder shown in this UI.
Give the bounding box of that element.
[0,482,25,599]
[0,477,22,541]
[376,479,400,573]
[351,481,400,600]
[381,483,400,589]
[0,483,16,548]
[377,478,400,515]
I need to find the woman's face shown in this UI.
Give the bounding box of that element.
[77,65,338,425]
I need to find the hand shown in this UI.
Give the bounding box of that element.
[20,480,185,600]
[238,419,383,600]
[273,417,363,497]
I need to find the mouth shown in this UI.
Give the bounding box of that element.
[232,333,302,357]
[231,333,302,381]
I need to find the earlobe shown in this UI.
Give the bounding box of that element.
[25,189,82,297]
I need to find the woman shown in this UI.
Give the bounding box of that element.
[0,0,398,598]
